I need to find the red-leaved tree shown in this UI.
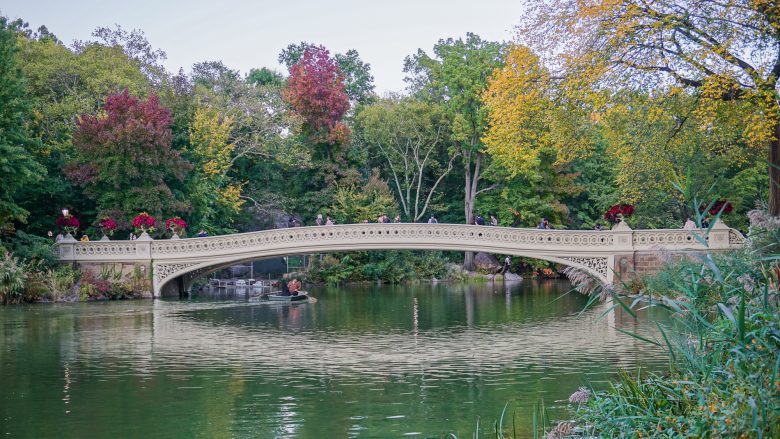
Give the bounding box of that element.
[283,46,350,160]
[67,90,191,225]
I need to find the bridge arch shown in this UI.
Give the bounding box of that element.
[155,247,611,296]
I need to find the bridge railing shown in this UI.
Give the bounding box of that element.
[56,221,743,263]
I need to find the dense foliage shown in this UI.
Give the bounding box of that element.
[0,8,774,283]
[564,208,780,438]
[69,90,191,220]
[0,17,44,232]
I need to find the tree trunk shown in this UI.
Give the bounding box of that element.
[463,148,475,270]
[769,121,780,216]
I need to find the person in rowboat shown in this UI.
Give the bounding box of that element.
[288,279,302,296]
[278,278,291,296]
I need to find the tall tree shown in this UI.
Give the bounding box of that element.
[74,25,168,86]
[0,17,44,232]
[67,90,191,221]
[247,67,285,87]
[404,33,506,268]
[279,42,375,104]
[187,106,244,233]
[192,61,307,166]
[283,46,351,162]
[357,98,457,221]
[482,45,553,179]
[518,0,780,215]
[15,29,152,233]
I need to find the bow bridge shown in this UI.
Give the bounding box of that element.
[55,221,745,297]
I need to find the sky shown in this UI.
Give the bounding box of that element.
[2,0,525,93]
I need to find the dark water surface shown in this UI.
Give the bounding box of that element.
[1,281,667,438]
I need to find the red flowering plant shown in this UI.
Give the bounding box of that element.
[165,217,187,236]
[700,199,734,216]
[96,217,117,236]
[604,203,635,225]
[131,212,156,234]
[56,214,80,235]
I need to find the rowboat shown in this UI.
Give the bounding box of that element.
[263,291,309,302]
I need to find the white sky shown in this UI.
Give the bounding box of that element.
[2,0,525,93]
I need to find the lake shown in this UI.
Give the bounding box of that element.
[0,280,667,438]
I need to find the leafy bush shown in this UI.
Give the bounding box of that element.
[46,265,79,301]
[558,208,780,438]
[78,268,140,300]
[306,250,449,284]
[0,250,27,304]
[5,230,56,267]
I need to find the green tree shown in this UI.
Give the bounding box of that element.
[247,67,285,87]
[15,30,151,233]
[0,17,44,232]
[404,33,506,268]
[356,97,457,221]
[187,106,244,234]
[329,170,398,224]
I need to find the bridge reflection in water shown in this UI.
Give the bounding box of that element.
[1,281,671,437]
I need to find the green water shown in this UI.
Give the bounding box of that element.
[1,281,667,438]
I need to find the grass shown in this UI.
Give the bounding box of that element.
[458,202,779,438]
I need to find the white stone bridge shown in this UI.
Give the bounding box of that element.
[55,221,745,297]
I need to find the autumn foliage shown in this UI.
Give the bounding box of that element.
[482,45,550,177]
[68,90,191,219]
[604,203,635,224]
[283,46,350,149]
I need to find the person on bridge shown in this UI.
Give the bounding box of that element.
[489,215,498,226]
[509,208,523,227]
[316,214,323,226]
[475,215,485,225]
[197,230,209,237]
[537,218,550,229]
[428,214,438,224]
[326,216,335,225]
[594,223,603,231]
[394,215,401,223]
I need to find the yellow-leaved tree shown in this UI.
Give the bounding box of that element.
[482,45,551,178]
[188,105,244,233]
[516,0,780,215]
[482,44,594,180]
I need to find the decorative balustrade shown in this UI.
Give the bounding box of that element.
[55,221,745,295]
[58,222,742,262]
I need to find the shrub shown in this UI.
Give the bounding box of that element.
[306,251,450,284]
[5,230,57,267]
[558,209,780,438]
[0,250,27,304]
[46,265,79,301]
